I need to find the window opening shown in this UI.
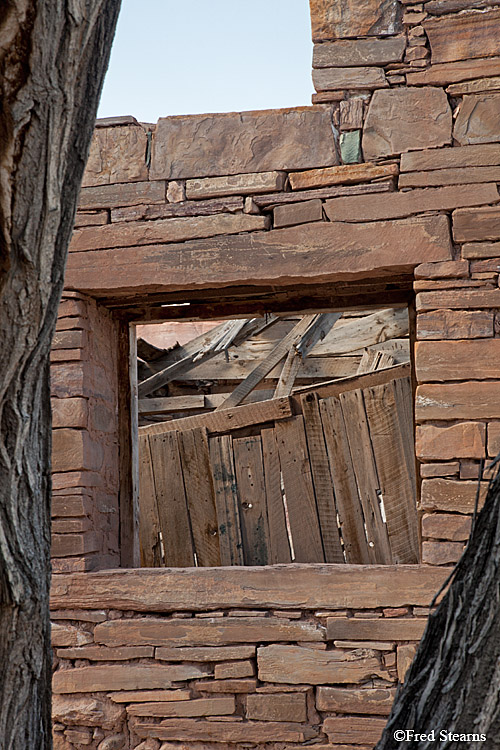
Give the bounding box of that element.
[135,306,418,568]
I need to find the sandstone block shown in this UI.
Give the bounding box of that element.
[397,644,417,682]
[326,618,426,641]
[340,98,365,131]
[52,330,86,350]
[273,200,323,229]
[309,0,402,41]
[79,181,165,211]
[52,428,102,473]
[362,88,451,159]
[487,420,500,457]
[257,644,390,685]
[214,660,254,679]
[51,494,93,518]
[185,172,285,200]
[51,623,93,648]
[155,646,255,662]
[53,664,211,694]
[416,382,500,421]
[316,687,397,715]
[424,9,500,64]
[401,144,500,173]
[454,205,500,243]
[407,57,500,86]
[65,214,453,297]
[312,37,406,67]
[52,695,125,730]
[422,540,464,564]
[400,165,500,189]
[111,196,244,223]
[56,645,154,660]
[51,532,99,558]
[422,513,472,541]
[334,640,394,650]
[127,696,235,718]
[416,310,493,340]
[414,260,469,279]
[416,422,486,460]
[312,66,388,91]
[109,690,190,703]
[82,125,148,187]
[447,76,500,96]
[463,242,500,258]
[151,107,337,180]
[454,94,500,146]
[134,719,315,743]
[415,339,500,382]
[323,716,386,745]
[64,728,92,745]
[420,479,487,513]
[416,288,500,311]
[52,517,92,534]
[51,398,88,429]
[166,180,186,203]
[51,609,106,622]
[420,462,460,478]
[94,617,323,647]
[289,162,398,190]
[193,678,257,693]
[52,470,104,491]
[70,213,269,252]
[325,183,497,223]
[246,693,306,722]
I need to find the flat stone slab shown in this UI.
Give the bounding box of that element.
[454,94,500,146]
[65,215,452,297]
[150,106,337,180]
[363,87,452,159]
[313,37,405,67]
[310,0,402,41]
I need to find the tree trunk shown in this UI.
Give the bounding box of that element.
[0,2,121,746]
[377,464,500,749]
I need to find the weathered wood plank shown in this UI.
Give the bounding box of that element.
[293,362,410,399]
[209,435,244,566]
[138,435,161,567]
[50,565,451,611]
[320,398,372,564]
[233,436,271,566]
[149,432,194,567]
[261,427,292,564]
[177,428,221,566]
[219,315,317,410]
[275,416,324,563]
[139,397,292,437]
[339,390,392,564]
[274,349,302,397]
[363,383,419,564]
[300,393,344,563]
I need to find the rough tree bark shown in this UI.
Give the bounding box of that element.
[377,463,500,749]
[0,2,121,747]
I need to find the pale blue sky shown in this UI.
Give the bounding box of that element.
[97,0,314,123]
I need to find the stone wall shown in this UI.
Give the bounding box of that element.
[51,292,120,572]
[50,566,448,750]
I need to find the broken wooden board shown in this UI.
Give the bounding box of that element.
[209,435,244,566]
[233,436,271,566]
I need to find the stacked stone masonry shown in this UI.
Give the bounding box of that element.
[50,567,448,750]
[51,0,500,747]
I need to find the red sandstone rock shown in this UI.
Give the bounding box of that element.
[454,94,500,146]
[401,143,500,172]
[53,664,211,694]
[309,0,402,41]
[155,646,255,662]
[245,693,307,722]
[52,695,125,730]
[288,162,398,190]
[397,644,417,682]
[464,242,500,258]
[51,623,93,648]
[323,716,387,745]
[416,288,500,311]
[424,9,500,64]
[407,57,500,86]
[416,310,493,339]
[416,422,486,460]
[56,645,154,660]
[52,428,102,473]
[214,660,254,679]
[362,87,451,159]
[416,382,500,421]
[420,462,460,478]
[422,540,465,565]
[257,644,390,684]
[312,37,406,67]
[414,260,469,279]
[82,125,148,187]
[316,686,396,715]
[79,180,165,210]
[111,196,244,223]
[420,479,487,513]
[273,200,323,229]
[51,398,88,429]
[415,339,500,382]
[325,183,497,222]
[127,696,235,718]
[150,107,338,180]
[193,678,257,693]
[326,619,426,641]
[51,531,99,558]
[312,66,388,91]
[134,719,316,743]
[422,513,472,541]
[185,172,286,200]
[399,165,500,188]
